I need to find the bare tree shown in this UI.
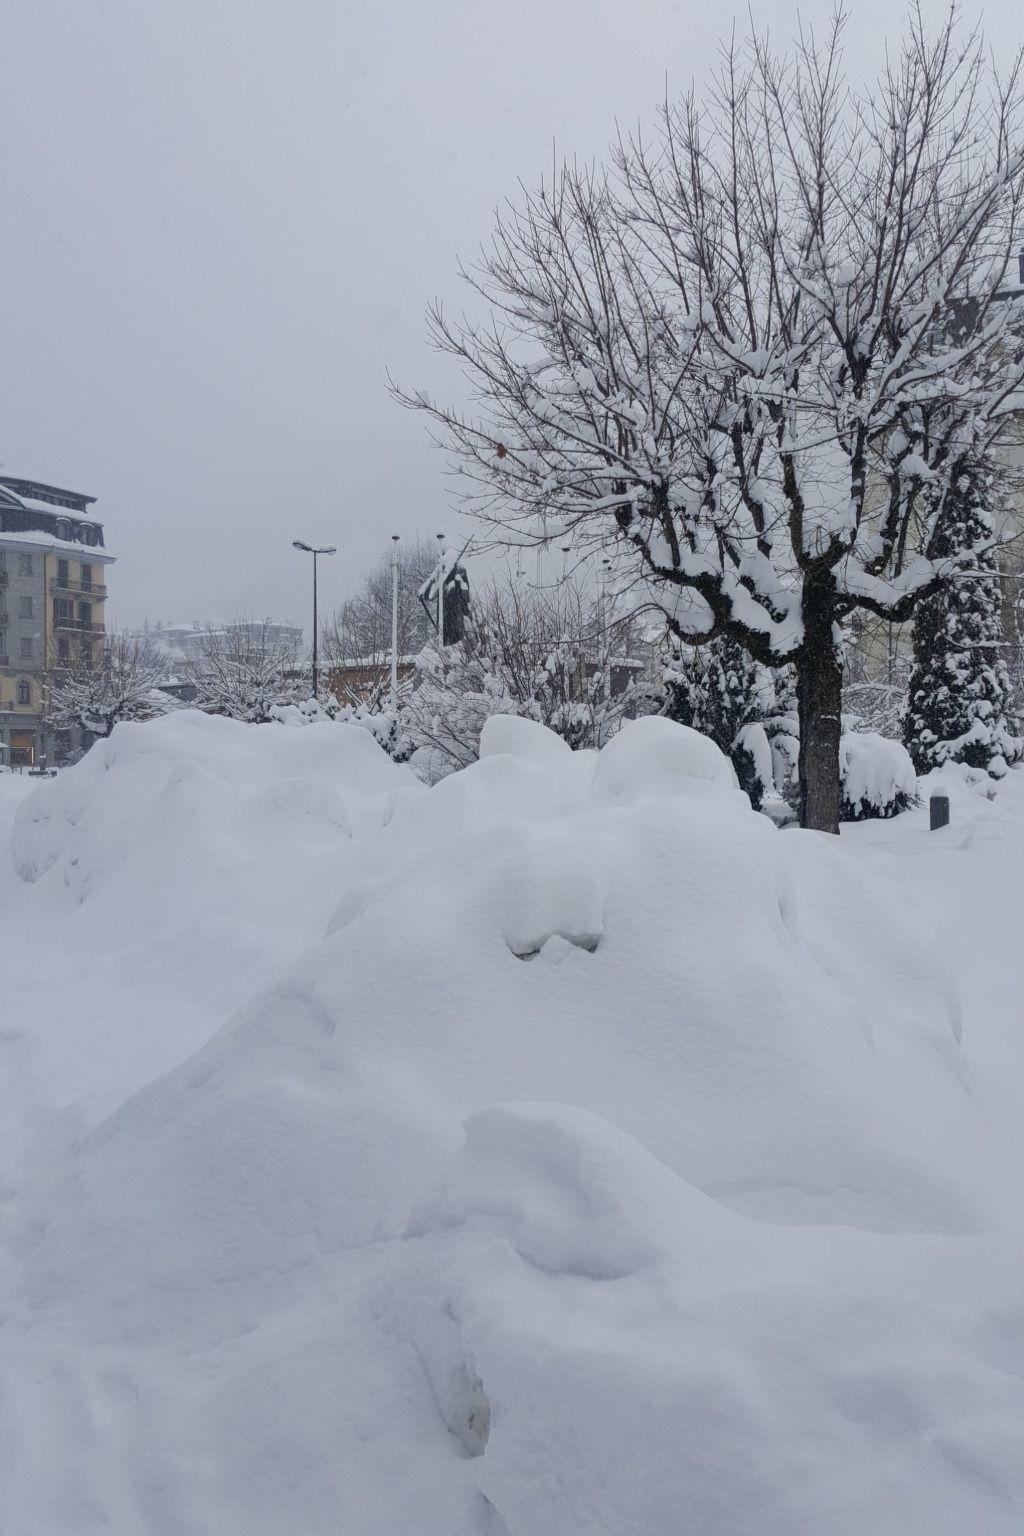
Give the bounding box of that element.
[48,629,173,740]
[321,537,438,676]
[184,618,303,722]
[400,8,1024,830]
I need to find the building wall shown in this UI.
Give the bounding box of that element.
[0,546,46,764]
[0,544,110,767]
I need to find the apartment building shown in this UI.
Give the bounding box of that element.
[0,475,115,767]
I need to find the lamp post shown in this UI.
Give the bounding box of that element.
[435,531,446,646]
[292,540,337,698]
[390,534,400,708]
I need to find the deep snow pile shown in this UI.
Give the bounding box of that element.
[1,711,1023,1535]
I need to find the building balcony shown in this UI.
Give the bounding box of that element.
[49,578,107,599]
[52,617,104,635]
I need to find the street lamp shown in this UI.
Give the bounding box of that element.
[292,540,337,698]
[390,534,400,708]
[435,531,446,646]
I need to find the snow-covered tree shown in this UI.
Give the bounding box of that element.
[400,575,639,778]
[401,8,1024,831]
[663,636,776,807]
[185,619,302,723]
[904,458,1022,776]
[321,537,438,677]
[48,630,174,740]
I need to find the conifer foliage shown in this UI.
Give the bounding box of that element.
[663,637,775,809]
[904,459,1021,777]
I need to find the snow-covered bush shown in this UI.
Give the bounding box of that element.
[663,638,791,811]
[400,637,520,782]
[399,577,640,781]
[269,689,413,759]
[840,732,918,822]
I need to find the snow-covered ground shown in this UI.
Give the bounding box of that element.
[1,711,1022,1535]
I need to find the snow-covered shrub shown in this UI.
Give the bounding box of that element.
[400,638,520,782]
[840,732,918,821]
[904,457,1022,779]
[663,639,784,811]
[400,577,638,782]
[269,689,413,760]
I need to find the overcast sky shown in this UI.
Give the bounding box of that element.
[1,0,1018,631]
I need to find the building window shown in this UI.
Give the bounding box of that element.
[80,563,93,591]
[57,637,70,663]
[57,558,70,587]
[56,520,70,542]
[16,679,30,706]
[54,598,73,622]
[78,601,92,627]
[19,595,33,618]
[19,636,32,660]
[18,554,32,576]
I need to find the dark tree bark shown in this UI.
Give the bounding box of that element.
[797,573,843,834]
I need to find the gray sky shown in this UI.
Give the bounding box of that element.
[1,0,1017,631]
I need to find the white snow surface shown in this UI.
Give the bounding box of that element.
[1,710,1023,1534]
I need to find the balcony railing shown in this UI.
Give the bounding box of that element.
[49,578,106,599]
[52,617,104,635]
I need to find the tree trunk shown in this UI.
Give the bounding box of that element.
[797,571,843,833]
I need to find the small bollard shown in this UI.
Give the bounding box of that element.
[929,792,950,831]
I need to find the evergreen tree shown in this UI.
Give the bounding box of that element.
[904,458,1021,778]
[663,636,775,808]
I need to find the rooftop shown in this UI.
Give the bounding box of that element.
[0,475,108,555]
[0,476,96,512]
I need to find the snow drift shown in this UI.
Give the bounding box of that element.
[2,711,1023,1536]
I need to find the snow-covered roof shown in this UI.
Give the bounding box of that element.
[0,475,96,507]
[9,495,104,523]
[0,529,115,561]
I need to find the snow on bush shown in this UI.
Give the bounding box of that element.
[840,730,918,821]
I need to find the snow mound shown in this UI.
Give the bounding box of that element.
[5,713,1018,1536]
[11,708,412,891]
[592,713,745,805]
[479,711,574,765]
[3,710,421,1120]
[407,1102,702,1279]
[397,1104,1024,1536]
[21,718,974,1339]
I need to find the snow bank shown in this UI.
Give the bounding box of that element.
[3,713,1022,1535]
[3,710,420,1119]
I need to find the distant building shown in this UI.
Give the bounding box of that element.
[150,618,303,666]
[0,475,115,768]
